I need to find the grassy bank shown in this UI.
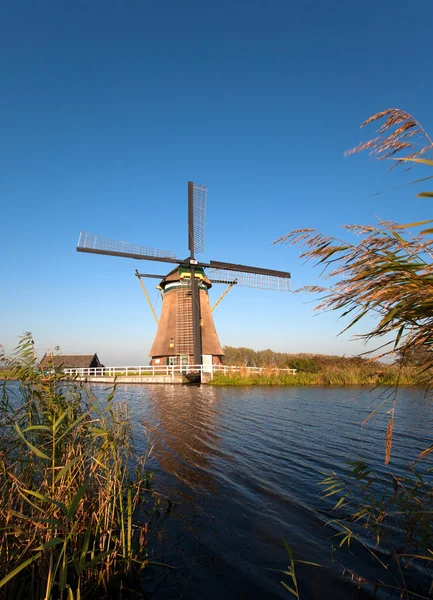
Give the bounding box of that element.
[211,365,418,386]
[0,335,156,599]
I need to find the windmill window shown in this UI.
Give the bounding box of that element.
[169,338,174,348]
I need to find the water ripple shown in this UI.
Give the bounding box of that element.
[46,383,433,598]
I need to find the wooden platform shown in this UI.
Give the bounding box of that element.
[71,374,193,384]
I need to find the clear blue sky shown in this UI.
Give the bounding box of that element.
[1,0,432,365]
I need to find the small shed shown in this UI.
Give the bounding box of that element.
[40,353,104,372]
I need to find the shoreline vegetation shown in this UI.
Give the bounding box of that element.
[271,107,433,598]
[0,334,160,600]
[212,347,420,386]
[210,366,417,386]
[0,346,423,387]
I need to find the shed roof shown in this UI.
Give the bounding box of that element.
[40,354,103,369]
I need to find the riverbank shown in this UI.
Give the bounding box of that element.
[1,366,420,387]
[210,365,418,386]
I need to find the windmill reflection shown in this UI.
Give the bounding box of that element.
[144,385,224,504]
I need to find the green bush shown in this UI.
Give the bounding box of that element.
[287,358,318,373]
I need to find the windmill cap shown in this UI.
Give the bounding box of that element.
[159,265,212,290]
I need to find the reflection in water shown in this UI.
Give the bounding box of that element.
[93,384,433,599]
[144,386,224,500]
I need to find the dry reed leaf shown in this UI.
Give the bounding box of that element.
[377,111,412,133]
[345,108,432,164]
[385,408,394,465]
[360,108,395,128]
[418,444,433,460]
[387,121,418,141]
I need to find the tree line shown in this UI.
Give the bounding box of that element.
[223,345,378,372]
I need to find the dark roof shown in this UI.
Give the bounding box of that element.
[40,354,103,369]
[160,266,212,289]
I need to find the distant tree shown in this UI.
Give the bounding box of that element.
[222,346,374,374]
[288,357,318,373]
[223,346,257,367]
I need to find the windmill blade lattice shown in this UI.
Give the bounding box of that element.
[188,182,207,255]
[77,232,178,262]
[208,268,291,291]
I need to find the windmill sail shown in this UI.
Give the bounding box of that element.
[208,260,290,291]
[77,232,179,264]
[188,182,207,256]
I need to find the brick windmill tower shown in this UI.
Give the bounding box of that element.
[77,182,290,378]
[146,265,224,370]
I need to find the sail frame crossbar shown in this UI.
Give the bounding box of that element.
[77,232,176,260]
[208,268,291,291]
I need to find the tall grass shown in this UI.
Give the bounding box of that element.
[0,334,154,599]
[211,365,417,386]
[320,461,433,599]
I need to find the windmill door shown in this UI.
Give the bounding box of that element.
[180,355,189,374]
[202,355,213,373]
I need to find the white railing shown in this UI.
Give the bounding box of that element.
[62,364,297,380]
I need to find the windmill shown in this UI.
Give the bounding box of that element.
[77,182,290,376]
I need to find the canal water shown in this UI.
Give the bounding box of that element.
[5,381,433,598]
[108,384,433,599]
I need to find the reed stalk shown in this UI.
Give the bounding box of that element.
[274,107,433,597]
[0,334,154,599]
